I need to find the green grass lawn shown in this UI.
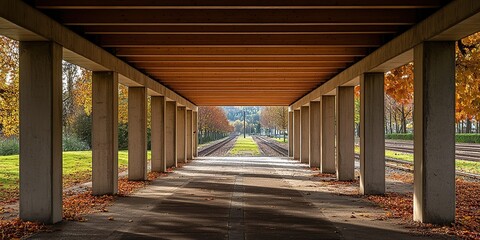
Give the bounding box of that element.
[270,136,288,143]
[354,146,480,175]
[228,136,261,156]
[0,150,151,201]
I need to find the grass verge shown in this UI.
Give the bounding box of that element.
[228,136,261,156]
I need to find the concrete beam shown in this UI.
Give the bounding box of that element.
[413,41,455,224]
[293,110,300,160]
[300,106,310,164]
[177,106,187,164]
[0,0,197,110]
[309,101,321,168]
[187,110,193,160]
[128,87,148,181]
[151,96,166,172]
[288,111,294,157]
[321,96,336,174]
[290,0,480,110]
[360,73,385,195]
[19,41,62,224]
[193,111,198,158]
[336,86,354,181]
[166,101,177,167]
[92,71,118,195]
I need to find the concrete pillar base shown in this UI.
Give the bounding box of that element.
[92,71,119,195]
[19,41,63,224]
[413,41,456,224]
[309,102,321,168]
[336,87,355,181]
[151,96,166,173]
[321,96,336,174]
[128,87,147,181]
[300,106,310,164]
[360,73,385,195]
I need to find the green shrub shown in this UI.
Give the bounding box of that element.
[73,113,92,148]
[455,134,480,143]
[0,137,19,156]
[63,134,90,151]
[118,123,128,150]
[385,133,413,140]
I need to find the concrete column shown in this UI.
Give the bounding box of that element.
[128,87,147,181]
[92,71,118,195]
[186,110,193,160]
[413,41,455,224]
[293,110,301,160]
[321,96,336,174]
[309,102,321,168]
[288,111,294,157]
[336,86,355,181]
[300,106,310,164]
[193,111,198,158]
[151,96,166,172]
[360,73,385,195]
[19,41,62,224]
[177,106,187,163]
[166,101,177,167]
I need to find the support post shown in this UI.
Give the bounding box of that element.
[309,102,321,168]
[177,106,187,163]
[321,96,336,173]
[360,73,385,195]
[413,41,455,224]
[92,71,118,195]
[336,86,355,181]
[300,106,310,164]
[19,41,62,224]
[293,110,301,160]
[288,111,294,157]
[193,111,198,158]
[151,96,166,172]
[128,87,147,181]
[187,110,193,160]
[166,101,177,167]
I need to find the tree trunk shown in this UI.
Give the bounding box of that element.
[466,118,472,133]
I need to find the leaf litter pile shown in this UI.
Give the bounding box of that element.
[315,169,480,239]
[0,170,169,240]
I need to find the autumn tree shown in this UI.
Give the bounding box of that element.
[260,106,288,141]
[0,36,19,137]
[198,106,232,143]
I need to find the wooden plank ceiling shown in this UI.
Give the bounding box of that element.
[29,0,450,106]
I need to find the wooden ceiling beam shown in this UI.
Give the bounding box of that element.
[97,34,386,47]
[80,25,404,34]
[132,61,351,68]
[49,9,424,25]
[124,56,357,62]
[151,72,331,78]
[114,46,371,56]
[145,67,341,73]
[34,0,446,9]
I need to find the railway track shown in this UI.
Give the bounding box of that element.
[198,135,237,156]
[253,136,289,156]
[256,136,480,180]
[384,140,480,162]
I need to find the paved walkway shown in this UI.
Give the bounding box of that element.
[31,157,449,240]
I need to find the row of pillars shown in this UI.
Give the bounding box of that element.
[18,41,198,224]
[288,41,455,224]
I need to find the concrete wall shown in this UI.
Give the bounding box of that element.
[300,106,310,164]
[309,102,321,168]
[177,107,187,163]
[151,96,166,172]
[128,87,148,181]
[336,87,354,181]
[166,101,177,167]
[288,111,294,157]
[293,110,301,160]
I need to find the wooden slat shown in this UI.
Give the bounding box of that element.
[49,9,424,25]
[114,46,371,56]
[98,34,387,47]
[124,56,357,62]
[80,25,404,34]
[132,61,350,68]
[34,0,445,9]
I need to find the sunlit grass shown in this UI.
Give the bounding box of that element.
[228,136,261,156]
[0,150,151,201]
[270,136,288,143]
[354,146,480,175]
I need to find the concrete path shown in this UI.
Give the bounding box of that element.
[30,157,449,240]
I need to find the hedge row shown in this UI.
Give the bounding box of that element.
[386,133,480,143]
